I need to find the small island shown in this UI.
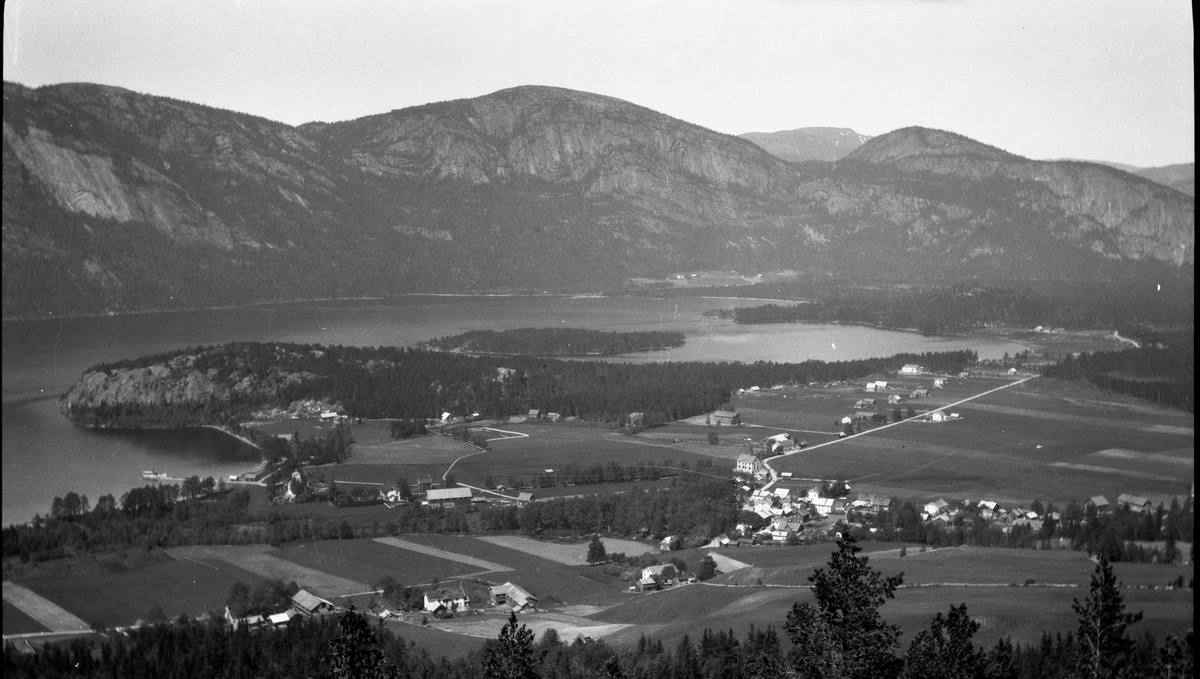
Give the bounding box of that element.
[419,327,685,356]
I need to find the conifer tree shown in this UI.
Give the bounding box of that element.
[785,533,904,678]
[1072,557,1143,679]
[900,603,986,679]
[481,613,538,679]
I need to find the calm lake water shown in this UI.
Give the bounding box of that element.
[1,295,1028,525]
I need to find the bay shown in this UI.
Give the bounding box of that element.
[2,295,1028,525]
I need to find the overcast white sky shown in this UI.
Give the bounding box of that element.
[3,0,1193,167]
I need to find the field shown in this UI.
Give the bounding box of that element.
[273,539,502,588]
[730,376,1193,504]
[9,551,267,629]
[476,535,656,565]
[2,598,48,635]
[163,544,369,597]
[396,534,618,605]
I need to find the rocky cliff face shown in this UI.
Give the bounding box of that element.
[3,83,1193,319]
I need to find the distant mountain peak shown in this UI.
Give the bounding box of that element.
[845,126,1023,164]
[740,126,873,163]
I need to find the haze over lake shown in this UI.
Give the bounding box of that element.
[2,295,1029,525]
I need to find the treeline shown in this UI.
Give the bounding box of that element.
[849,495,1195,564]
[1041,333,1194,412]
[246,424,353,465]
[6,538,1193,679]
[707,282,1194,334]
[65,342,979,429]
[420,327,686,355]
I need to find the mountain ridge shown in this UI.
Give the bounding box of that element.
[2,81,1193,319]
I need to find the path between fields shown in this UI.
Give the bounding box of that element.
[2,581,90,633]
[761,376,1038,491]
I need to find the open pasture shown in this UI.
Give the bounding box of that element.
[3,599,49,635]
[706,544,1193,590]
[12,555,266,629]
[526,477,677,500]
[435,611,631,643]
[596,577,1192,652]
[349,429,478,466]
[163,544,368,597]
[476,535,656,565]
[374,537,511,573]
[763,379,1193,503]
[273,539,496,589]
[381,618,488,660]
[397,534,619,605]
[2,581,89,633]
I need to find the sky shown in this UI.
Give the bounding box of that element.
[3,0,1193,167]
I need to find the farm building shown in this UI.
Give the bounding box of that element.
[900,364,923,375]
[887,394,902,404]
[424,584,470,615]
[269,610,298,626]
[735,453,765,475]
[416,477,436,492]
[628,412,644,427]
[642,563,677,582]
[852,494,892,512]
[1086,495,1111,514]
[928,411,947,422]
[958,371,970,379]
[517,491,534,505]
[426,487,473,507]
[489,582,537,611]
[810,498,836,516]
[1007,368,1018,375]
[865,381,888,391]
[660,535,682,551]
[923,499,950,517]
[292,590,336,617]
[854,411,876,420]
[527,409,541,419]
[1117,494,1153,513]
[546,412,561,422]
[910,388,929,398]
[933,378,946,388]
[705,534,733,548]
[839,415,854,425]
[711,410,742,426]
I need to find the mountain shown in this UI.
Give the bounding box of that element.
[1132,163,1193,196]
[740,127,872,162]
[2,83,1194,319]
[1053,159,1194,196]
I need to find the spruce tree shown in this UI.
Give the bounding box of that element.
[900,603,986,679]
[587,535,607,563]
[1072,557,1143,679]
[785,533,904,679]
[481,613,538,679]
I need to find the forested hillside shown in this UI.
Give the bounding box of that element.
[61,342,979,429]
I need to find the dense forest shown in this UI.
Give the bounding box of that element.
[4,537,1192,679]
[705,283,1193,335]
[1040,332,1195,412]
[64,343,978,428]
[420,328,686,355]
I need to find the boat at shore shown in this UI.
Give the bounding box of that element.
[141,469,169,481]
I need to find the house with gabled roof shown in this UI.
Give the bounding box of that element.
[1086,495,1110,514]
[291,590,336,617]
[1117,494,1152,513]
[424,583,469,616]
[735,453,764,475]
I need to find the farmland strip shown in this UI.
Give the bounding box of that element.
[374,537,512,573]
[2,582,89,633]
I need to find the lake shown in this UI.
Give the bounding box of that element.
[1,295,1028,525]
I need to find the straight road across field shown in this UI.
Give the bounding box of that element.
[762,376,1038,490]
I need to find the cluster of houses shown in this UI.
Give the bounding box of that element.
[739,485,881,542]
[225,589,338,630]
